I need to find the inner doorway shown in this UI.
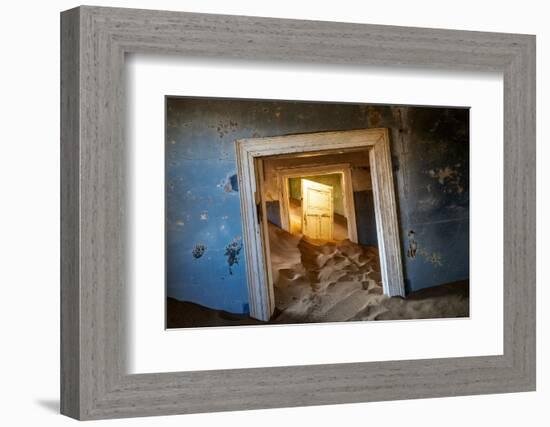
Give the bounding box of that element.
[276,164,359,244]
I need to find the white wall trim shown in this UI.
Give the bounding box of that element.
[236,129,405,321]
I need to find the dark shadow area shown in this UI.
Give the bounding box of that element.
[167,269,469,329]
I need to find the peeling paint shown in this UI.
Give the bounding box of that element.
[428,252,443,267]
[367,106,382,127]
[416,246,444,267]
[224,237,243,275]
[427,165,464,194]
[406,230,443,267]
[217,172,239,193]
[416,195,441,212]
[407,230,417,258]
[216,120,238,138]
[199,211,208,221]
[191,244,207,259]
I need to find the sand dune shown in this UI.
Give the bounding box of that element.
[268,223,468,323]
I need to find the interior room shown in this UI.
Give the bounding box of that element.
[287,174,347,240]
[164,97,470,328]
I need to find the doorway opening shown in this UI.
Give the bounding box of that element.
[292,176,340,240]
[236,129,405,321]
[275,163,359,244]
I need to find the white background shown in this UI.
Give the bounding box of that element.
[0,0,547,426]
[128,56,503,373]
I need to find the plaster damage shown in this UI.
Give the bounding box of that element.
[225,237,243,275]
[218,172,239,193]
[407,230,443,267]
[192,244,207,259]
[427,164,464,194]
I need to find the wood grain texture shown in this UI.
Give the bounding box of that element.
[369,131,406,297]
[60,5,536,420]
[235,141,273,320]
[60,7,80,419]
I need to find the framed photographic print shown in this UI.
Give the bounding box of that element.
[61,6,536,420]
[164,99,469,328]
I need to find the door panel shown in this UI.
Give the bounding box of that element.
[301,179,333,240]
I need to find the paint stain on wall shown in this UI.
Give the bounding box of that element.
[225,237,243,275]
[427,164,464,194]
[192,243,207,259]
[216,120,239,138]
[428,252,443,267]
[367,106,382,127]
[406,229,443,267]
[417,247,444,267]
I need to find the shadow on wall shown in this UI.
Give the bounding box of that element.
[354,190,378,246]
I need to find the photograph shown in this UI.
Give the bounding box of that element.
[165,97,470,328]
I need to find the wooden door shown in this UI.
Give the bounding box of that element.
[301,179,333,240]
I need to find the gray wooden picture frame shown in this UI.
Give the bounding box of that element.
[60,5,536,420]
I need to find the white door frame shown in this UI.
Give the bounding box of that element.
[276,163,358,243]
[235,128,405,321]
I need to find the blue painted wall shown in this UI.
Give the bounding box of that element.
[166,98,469,313]
[354,190,378,247]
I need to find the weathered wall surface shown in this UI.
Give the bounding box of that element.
[387,106,469,293]
[166,97,469,313]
